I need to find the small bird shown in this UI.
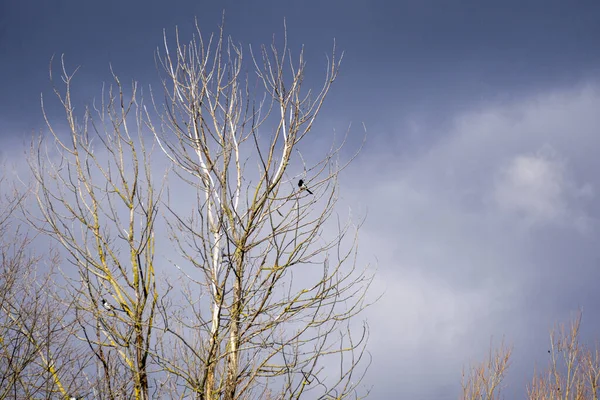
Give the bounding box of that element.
[69,396,84,400]
[101,298,114,312]
[298,179,313,195]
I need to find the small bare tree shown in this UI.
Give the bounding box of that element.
[460,339,512,400]
[30,58,163,400]
[148,21,372,399]
[0,177,86,399]
[528,312,600,400]
[461,312,600,400]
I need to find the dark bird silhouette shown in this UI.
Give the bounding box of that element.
[298,179,313,195]
[101,298,114,312]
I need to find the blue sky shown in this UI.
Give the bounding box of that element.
[2,1,600,398]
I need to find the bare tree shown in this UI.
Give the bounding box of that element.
[27,18,372,400]
[29,57,163,400]
[147,21,373,399]
[528,312,600,400]
[461,312,600,400]
[0,176,87,399]
[460,339,512,400]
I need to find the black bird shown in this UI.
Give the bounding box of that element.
[101,298,114,312]
[298,179,313,195]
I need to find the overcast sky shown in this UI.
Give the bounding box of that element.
[2,1,600,398]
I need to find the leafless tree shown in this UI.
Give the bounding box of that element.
[29,57,163,400]
[0,176,87,399]
[460,339,512,400]
[528,312,600,400]
[461,312,600,400]
[147,21,373,399]
[28,18,372,400]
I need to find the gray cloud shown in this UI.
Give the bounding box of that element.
[345,83,600,398]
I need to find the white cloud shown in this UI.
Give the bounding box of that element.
[492,145,593,230]
[494,148,566,222]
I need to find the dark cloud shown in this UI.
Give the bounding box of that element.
[2,1,600,133]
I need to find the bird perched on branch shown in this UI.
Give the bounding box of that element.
[101,298,113,311]
[101,298,129,314]
[298,179,313,195]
